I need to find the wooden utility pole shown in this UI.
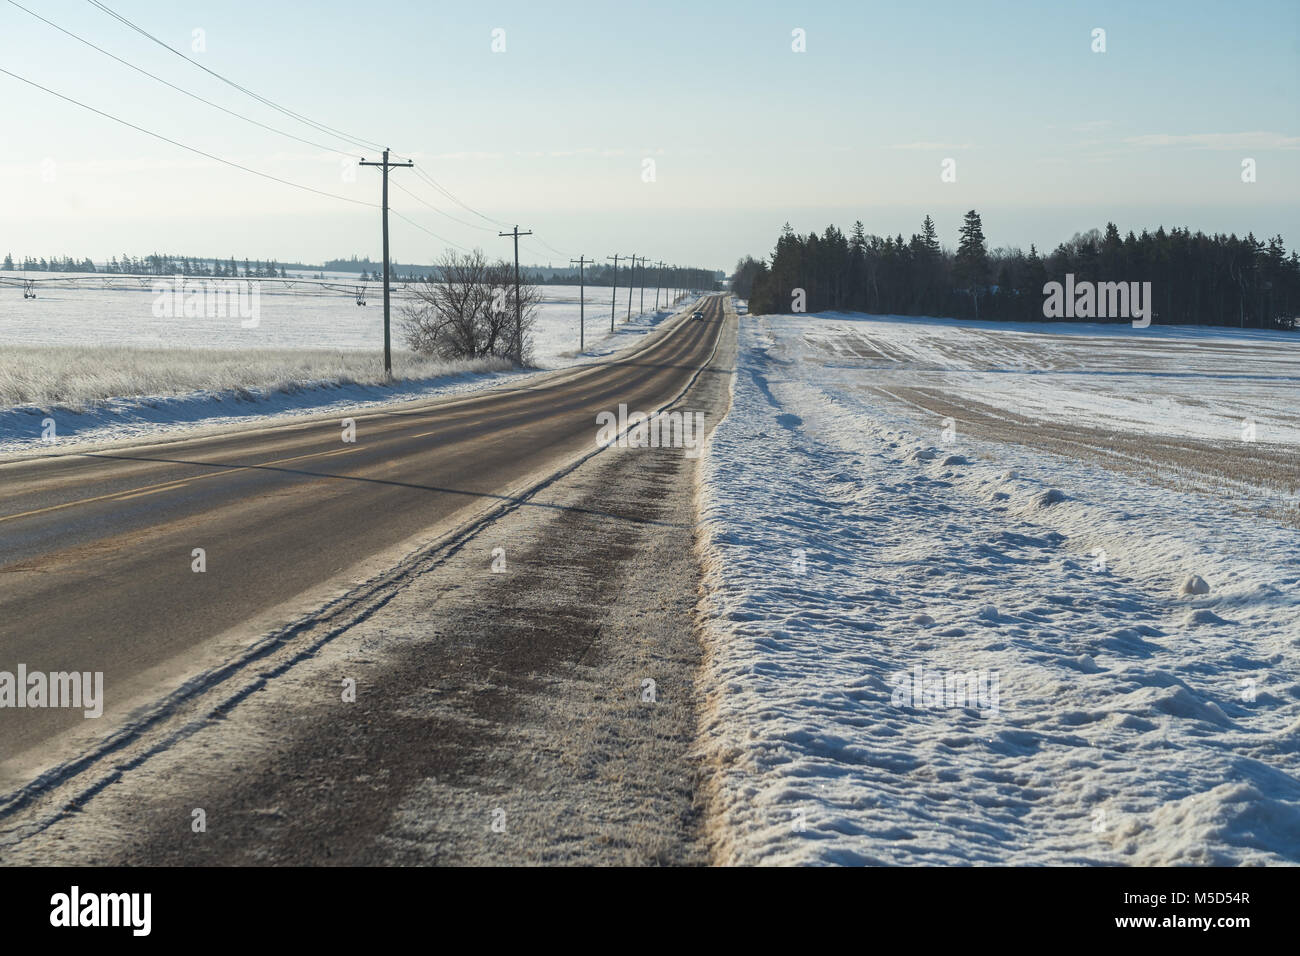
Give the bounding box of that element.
[499,225,533,364]
[570,255,591,352]
[655,260,664,311]
[626,253,636,322]
[606,254,622,332]
[638,255,646,316]
[359,148,413,376]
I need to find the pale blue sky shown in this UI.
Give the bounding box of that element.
[1,0,1296,269]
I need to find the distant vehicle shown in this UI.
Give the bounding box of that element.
[693,310,705,320]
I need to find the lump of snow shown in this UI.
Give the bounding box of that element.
[1030,488,1067,508]
[1071,654,1102,674]
[911,448,938,461]
[1180,574,1211,596]
[911,613,935,627]
[1153,685,1232,725]
[941,454,969,466]
[1185,608,1229,626]
[975,604,1000,622]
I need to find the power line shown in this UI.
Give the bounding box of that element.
[34,0,527,254]
[390,179,495,233]
[18,0,650,302]
[79,0,525,245]
[7,0,362,159]
[0,65,376,208]
[0,65,476,262]
[85,0,385,154]
[409,165,510,228]
[532,234,568,257]
[389,209,471,254]
[520,240,554,262]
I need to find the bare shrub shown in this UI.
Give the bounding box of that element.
[400,249,542,365]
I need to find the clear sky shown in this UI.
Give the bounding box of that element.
[1,0,1296,270]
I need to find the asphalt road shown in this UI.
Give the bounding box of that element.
[0,294,726,774]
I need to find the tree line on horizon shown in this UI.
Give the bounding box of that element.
[3,251,722,291]
[734,213,1300,330]
[2,252,292,278]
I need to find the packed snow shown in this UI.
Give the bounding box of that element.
[696,305,1300,865]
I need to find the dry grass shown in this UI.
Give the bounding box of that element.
[0,345,512,412]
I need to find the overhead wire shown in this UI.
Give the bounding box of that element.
[0,65,376,207]
[6,0,363,159]
[85,0,386,153]
[14,2,578,272]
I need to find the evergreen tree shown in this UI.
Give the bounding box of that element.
[954,210,989,318]
[920,214,940,256]
[1021,244,1047,320]
[1100,221,1123,276]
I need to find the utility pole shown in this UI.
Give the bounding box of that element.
[606,253,622,332]
[570,255,590,352]
[499,225,533,364]
[359,148,413,376]
[654,260,663,311]
[626,253,636,322]
[639,255,646,316]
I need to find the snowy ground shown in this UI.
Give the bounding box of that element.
[0,282,697,454]
[0,278,678,362]
[697,306,1300,865]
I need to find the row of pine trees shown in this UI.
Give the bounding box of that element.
[736,213,1300,329]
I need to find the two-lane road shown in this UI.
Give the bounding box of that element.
[0,294,728,777]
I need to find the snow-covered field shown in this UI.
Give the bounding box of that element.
[0,278,674,360]
[797,312,1300,446]
[0,281,695,453]
[697,306,1300,865]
